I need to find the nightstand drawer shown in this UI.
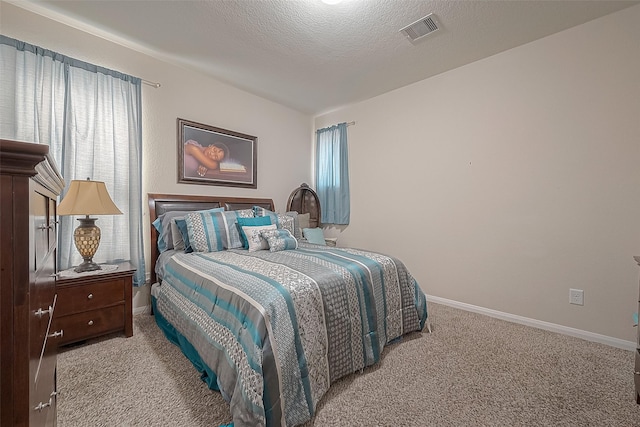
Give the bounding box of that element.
[55,278,125,316]
[53,305,125,345]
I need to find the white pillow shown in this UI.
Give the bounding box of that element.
[297,213,311,230]
[243,224,277,252]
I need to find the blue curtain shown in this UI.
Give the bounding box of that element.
[0,35,146,286]
[315,122,350,225]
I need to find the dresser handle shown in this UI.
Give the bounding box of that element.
[635,371,640,376]
[35,306,53,318]
[34,398,52,411]
[48,330,64,338]
[87,293,94,299]
[88,320,94,326]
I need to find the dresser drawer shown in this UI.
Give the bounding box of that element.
[31,256,57,321]
[30,256,57,359]
[53,304,125,345]
[30,334,57,417]
[55,278,125,316]
[635,350,640,396]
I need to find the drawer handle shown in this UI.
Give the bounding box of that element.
[34,398,52,411]
[35,306,53,318]
[87,293,94,300]
[48,330,64,339]
[635,371,640,376]
[88,320,94,326]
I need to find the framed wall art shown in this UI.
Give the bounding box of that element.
[178,118,257,188]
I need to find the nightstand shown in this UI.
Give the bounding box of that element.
[53,261,135,346]
[634,256,640,404]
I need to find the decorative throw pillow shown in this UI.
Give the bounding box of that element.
[277,214,297,239]
[285,211,306,240]
[185,209,254,252]
[237,216,272,249]
[253,206,300,239]
[261,228,298,252]
[303,227,326,245]
[243,224,277,252]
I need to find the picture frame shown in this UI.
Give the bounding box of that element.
[178,118,257,188]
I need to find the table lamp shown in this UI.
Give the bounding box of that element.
[58,178,122,273]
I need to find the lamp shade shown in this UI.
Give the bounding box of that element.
[58,179,123,216]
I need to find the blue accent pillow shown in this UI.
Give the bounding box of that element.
[303,227,326,245]
[237,216,272,249]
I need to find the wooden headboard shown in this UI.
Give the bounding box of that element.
[148,193,275,284]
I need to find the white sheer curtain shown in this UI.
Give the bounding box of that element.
[315,122,350,225]
[0,35,146,285]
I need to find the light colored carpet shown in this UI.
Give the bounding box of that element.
[57,303,640,426]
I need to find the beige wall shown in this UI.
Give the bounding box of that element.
[316,5,640,342]
[1,2,313,309]
[4,1,640,343]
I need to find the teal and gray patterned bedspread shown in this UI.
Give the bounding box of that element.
[152,242,428,426]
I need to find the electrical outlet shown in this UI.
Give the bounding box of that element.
[569,288,584,306]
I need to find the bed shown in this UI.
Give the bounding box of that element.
[148,193,429,427]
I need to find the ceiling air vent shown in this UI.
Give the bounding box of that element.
[399,13,439,43]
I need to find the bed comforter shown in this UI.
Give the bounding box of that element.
[152,242,428,427]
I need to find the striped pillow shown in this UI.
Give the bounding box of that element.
[185,209,254,252]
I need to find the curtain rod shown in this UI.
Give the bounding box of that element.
[317,121,355,131]
[142,79,161,88]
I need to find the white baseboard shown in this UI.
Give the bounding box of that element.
[426,295,636,351]
[131,292,634,350]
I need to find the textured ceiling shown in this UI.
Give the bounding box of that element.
[12,0,639,114]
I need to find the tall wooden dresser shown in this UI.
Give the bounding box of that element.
[635,256,640,404]
[1,139,65,426]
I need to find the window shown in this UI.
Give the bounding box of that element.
[315,122,350,225]
[0,35,146,285]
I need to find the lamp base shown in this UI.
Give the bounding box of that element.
[73,216,102,273]
[74,259,102,273]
